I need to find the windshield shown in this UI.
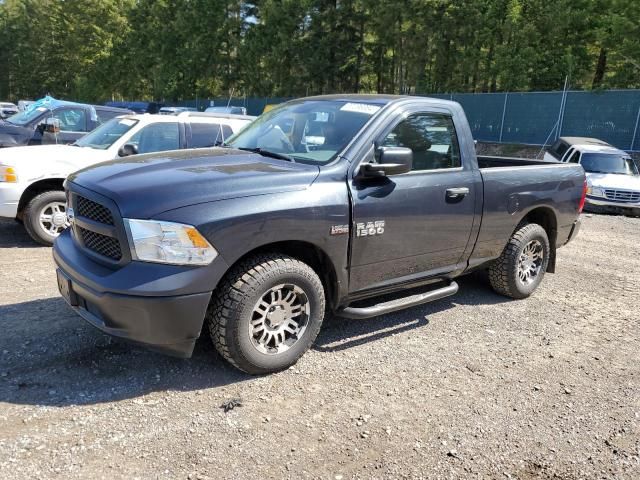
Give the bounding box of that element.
[225,100,381,165]
[580,153,638,175]
[5,106,48,126]
[74,117,139,150]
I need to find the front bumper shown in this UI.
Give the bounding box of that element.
[53,229,225,358]
[0,182,22,218]
[585,196,640,216]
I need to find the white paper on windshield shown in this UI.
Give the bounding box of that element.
[340,103,381,115]
[119,119,136,126]
[36,107,47,112]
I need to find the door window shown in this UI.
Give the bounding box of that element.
[50,108,87,132]
[129,123,180,154]
[381,113,461,171]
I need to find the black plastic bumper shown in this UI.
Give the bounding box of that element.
[53,229,218,358]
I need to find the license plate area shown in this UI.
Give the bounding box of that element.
[57,269,78,307]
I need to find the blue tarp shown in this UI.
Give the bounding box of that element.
[25,96,98,122]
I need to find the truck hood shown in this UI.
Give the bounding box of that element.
[0,120,32,147]
[0,144,108,165]
[587,172,640,191]
[68,148,321,218]
[0,144,111,182]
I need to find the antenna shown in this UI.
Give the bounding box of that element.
[226,88,235,108]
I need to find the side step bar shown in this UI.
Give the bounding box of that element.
[336,281,459,320]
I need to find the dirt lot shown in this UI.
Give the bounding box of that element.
[0,214,638,479]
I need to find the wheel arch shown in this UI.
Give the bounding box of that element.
[519,206,558,273]
[17,178,66,219]
[223,240,341,310]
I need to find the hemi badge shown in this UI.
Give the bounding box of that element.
[330,225,349,236]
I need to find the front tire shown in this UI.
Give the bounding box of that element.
[488,223,550,299]
[23,190,69,246]
[207,254,325,375]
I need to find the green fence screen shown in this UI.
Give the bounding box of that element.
[177,90,640,151]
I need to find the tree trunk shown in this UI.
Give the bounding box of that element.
[592,47,607,88]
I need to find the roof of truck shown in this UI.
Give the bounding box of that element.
[559,137,611,147]
[293,94,461,110]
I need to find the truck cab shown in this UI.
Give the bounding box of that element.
[0,96,131,148]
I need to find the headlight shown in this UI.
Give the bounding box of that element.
[124,219,217,266]
[0,165,17,183]
[588,187,605,197]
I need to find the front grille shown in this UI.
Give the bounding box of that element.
[604,189,640,203]
[76,195,114,225]
[78,226,122,261]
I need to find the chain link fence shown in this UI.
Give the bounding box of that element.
[427,90,640,151]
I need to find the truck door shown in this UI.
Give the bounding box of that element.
[38,107,89,145]
[349,109,478,293]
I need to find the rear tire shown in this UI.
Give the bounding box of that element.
[23,190,69,246]
[207,254,325,375]
[488,223,550,299]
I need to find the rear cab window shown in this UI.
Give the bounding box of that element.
[550,140,569,159]
[189,122,234,148]
[95,108,126,125]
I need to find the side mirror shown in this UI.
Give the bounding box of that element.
[118,143,139,157]
[44,118,61,134]
[359,147,413,178]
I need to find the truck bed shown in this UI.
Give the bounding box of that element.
[469,155,585,270]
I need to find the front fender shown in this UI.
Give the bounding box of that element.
[154,182,351,300]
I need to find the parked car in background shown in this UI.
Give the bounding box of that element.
[544,136,611,163]
[104,101,163,114]
[205,105,247,115]
[0,111,254,245]
[0,96,132,148]
[18,100,34,112]
[0,102,19,119]
[158,106,197,115]
[583,154,640,216]
[544,137,639,216]
[53,95,585,373]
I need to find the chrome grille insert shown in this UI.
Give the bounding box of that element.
[604,189,640,203]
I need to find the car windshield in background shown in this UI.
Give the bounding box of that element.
[581,154,639,175]
[5,106,48,126]
[74,117,138,150]
[225,100,381,165]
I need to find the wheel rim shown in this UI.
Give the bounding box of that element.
[38,201,70,237]
[249,283,310,355]
[518,239,544,286]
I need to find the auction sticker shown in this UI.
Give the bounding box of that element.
[340,103,381,115]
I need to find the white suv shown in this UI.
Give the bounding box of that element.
[544,137,639,216]
[0,112,255,244]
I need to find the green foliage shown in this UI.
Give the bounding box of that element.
[0,0,638,102]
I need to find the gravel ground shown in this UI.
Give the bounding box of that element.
[0,214,639,479]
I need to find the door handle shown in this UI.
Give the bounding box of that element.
[446,187,470,198]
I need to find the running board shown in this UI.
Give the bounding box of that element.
[336,281,459,320]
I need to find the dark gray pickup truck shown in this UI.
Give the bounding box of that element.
[53,95,586,374]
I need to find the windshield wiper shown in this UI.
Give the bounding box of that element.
[237,147,294,162]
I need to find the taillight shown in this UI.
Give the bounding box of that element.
[578,179,588,213]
